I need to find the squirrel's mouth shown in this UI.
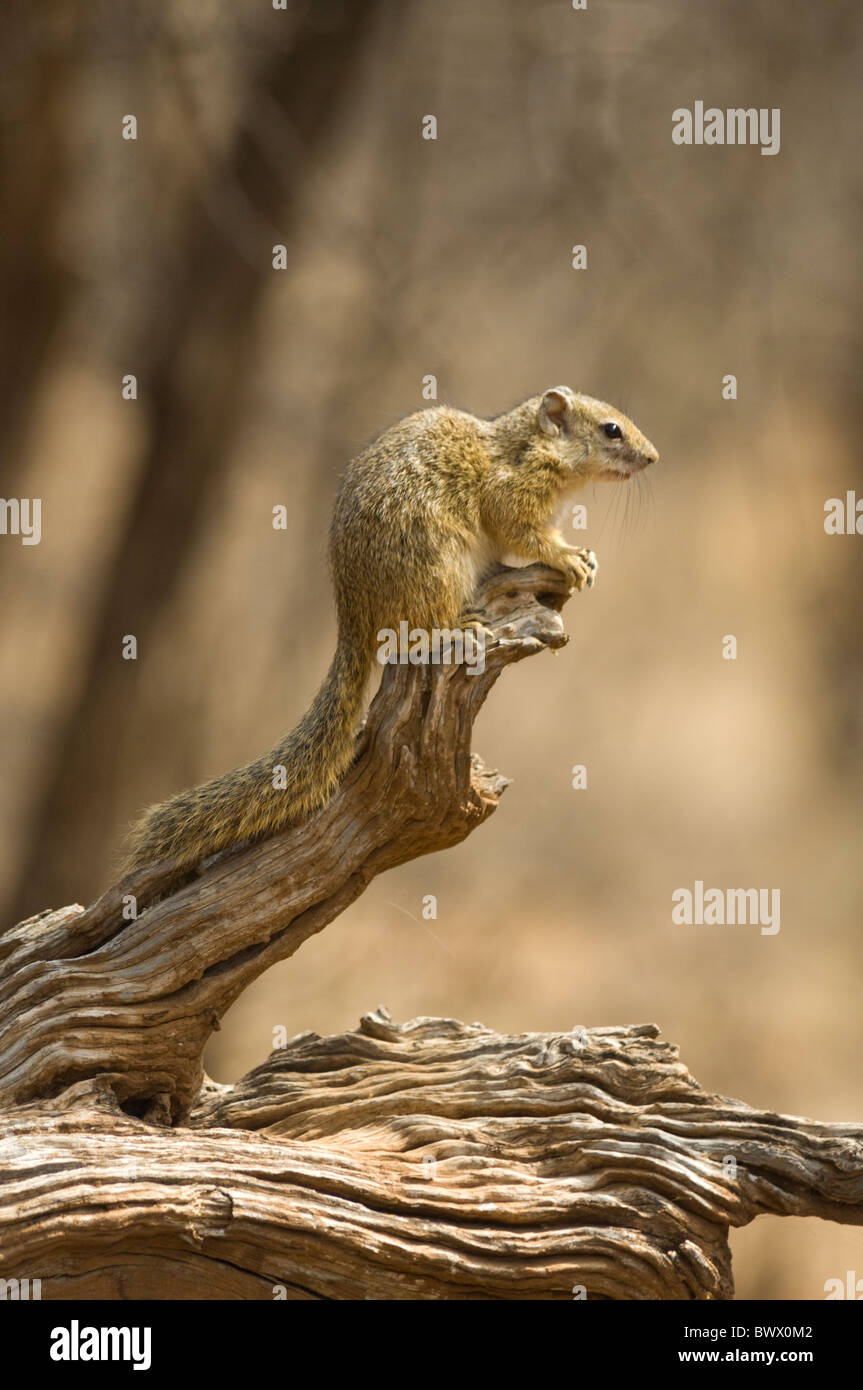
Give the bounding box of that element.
[603,458,650,480]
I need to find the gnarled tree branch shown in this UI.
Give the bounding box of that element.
[1,564,861,1300]
[0,563,570,1116]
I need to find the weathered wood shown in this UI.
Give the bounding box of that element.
[1,1014,861,1299]
[1,564,861,1300]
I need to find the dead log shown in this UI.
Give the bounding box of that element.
[1,564,861,1299]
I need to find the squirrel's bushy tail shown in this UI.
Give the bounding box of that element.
[125,632,371,872]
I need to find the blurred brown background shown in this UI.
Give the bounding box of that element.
[1,0,861,1298]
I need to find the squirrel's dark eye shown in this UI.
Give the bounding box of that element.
[602,421,623,440]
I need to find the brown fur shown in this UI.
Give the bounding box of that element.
[125,387,658,871]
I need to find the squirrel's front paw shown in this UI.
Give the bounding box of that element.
[561,547,598,592]
[458,611,495,640]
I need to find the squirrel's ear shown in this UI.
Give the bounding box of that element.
[538,387,573,436]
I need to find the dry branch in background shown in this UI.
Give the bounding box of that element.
[1,564,861,1299]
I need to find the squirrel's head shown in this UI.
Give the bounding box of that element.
[537,386,659,483]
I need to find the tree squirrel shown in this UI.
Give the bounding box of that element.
[126,387,658,871]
